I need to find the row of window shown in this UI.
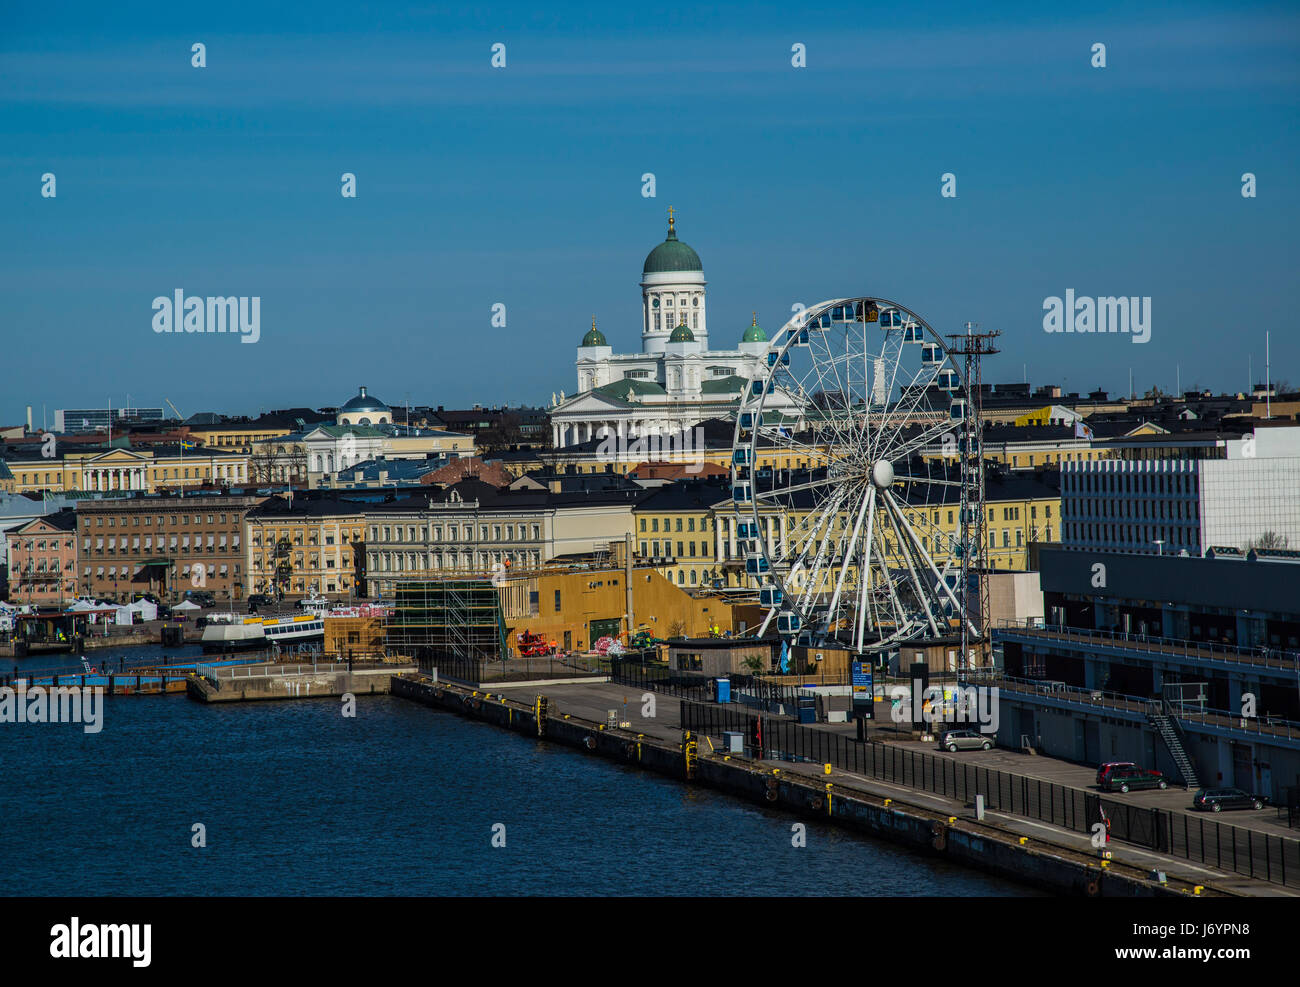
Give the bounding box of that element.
[1066,472,1197,495]
[369,523,542,543]
[252,555,350,569]
[370,550,540,571]
[1065,498,1194,522]
[84,535,239,550]
[84,564,240,577]
[84,514,234,527]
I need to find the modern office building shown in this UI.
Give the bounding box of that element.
[54,406,165,434]
[1061,423,1300,556]
[992,546,1300,801]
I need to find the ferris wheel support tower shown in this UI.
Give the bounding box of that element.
[945,323,1000,684]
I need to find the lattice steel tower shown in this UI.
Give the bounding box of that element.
[946,322,1000,683]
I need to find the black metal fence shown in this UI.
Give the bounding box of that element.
[679,699,1300,888]
[609,658,715,701]
[421,649,607,684]
[609,659,805,711]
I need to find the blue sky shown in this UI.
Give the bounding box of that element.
[2,0,1297,422]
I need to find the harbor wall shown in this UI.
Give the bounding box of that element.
[188,664,414,703]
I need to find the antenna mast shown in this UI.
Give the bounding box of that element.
[946,322,1000,685]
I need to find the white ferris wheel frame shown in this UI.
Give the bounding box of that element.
[729,296,981,654]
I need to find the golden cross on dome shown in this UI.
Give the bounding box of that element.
[668,205,675,232]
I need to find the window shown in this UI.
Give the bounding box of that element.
[553,590,561,611]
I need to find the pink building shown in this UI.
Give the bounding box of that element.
[6,509,78,605]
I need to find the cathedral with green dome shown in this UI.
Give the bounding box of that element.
[551,210,789,448]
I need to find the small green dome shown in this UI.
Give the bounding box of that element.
[742,313,767,343]
[669,321,695,343]
[581,316,607,347]
[643,208,703,274]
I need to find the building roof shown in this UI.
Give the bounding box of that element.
[629,461,729,481]
[594,378,669,401]
[339,386,390,415]
[643,210,703,274]
[418,456,514,489]
[581,316,608,347]
[10,508,77,535]
[245,495,365,519]
[741,314,767,343]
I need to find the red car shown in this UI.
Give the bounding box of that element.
[1096,761,1137,785]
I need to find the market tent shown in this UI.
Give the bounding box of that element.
[173,599,201,612]
[127,599,158,621]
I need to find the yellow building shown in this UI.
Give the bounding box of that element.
[187,423,298,453]
[497,560,735,653]
[244,496,367,599]
[3,444,251,494]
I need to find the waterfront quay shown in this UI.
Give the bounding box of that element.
[186,659,416,703]
[392,670,1293,898]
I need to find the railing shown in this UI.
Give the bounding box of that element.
[200,661,380,680]
[996,620,1300,670]
[970,668,1300,741]
[680,698,1300,888]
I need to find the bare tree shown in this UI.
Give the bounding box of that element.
[1248,531,1288,552]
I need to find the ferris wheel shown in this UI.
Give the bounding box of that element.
[730,297,981,654]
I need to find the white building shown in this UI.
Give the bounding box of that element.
[551,209,790,448]
[1061,424,1300,556]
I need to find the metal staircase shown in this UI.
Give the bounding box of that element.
[1147,701,1200,789]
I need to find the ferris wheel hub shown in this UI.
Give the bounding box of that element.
[870,459,895,490]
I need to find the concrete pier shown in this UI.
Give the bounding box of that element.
[187,661,416,703]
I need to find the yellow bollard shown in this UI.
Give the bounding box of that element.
[1193,886,1204,896]
[948,816,957,824]
[883,798,892,807]
[1018,837,1028,845]
[824,763,832,775]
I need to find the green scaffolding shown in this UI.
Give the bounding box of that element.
[385,579,508,662]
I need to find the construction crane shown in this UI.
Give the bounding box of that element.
[163,398,190,497]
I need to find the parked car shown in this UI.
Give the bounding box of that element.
[1096,761,1138,785]
[247,594,271,612]
[187,591,215,607]
[1102,767,1168,793]
[1193,788,1266,812]
[938,729,994,752]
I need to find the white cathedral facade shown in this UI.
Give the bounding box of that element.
[550,209,778,449]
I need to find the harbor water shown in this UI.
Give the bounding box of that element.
[1,646,1036,896]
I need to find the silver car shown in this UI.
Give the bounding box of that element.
[938,729,994,752]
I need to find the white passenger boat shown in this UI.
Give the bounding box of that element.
[200,611,325,653]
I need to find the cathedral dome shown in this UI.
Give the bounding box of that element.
[741,313,767,343]
[668,321,695,343]
[339,385,388,415]
[581,316,607,347]
[337,385,391,426]
[643,208,703,274]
